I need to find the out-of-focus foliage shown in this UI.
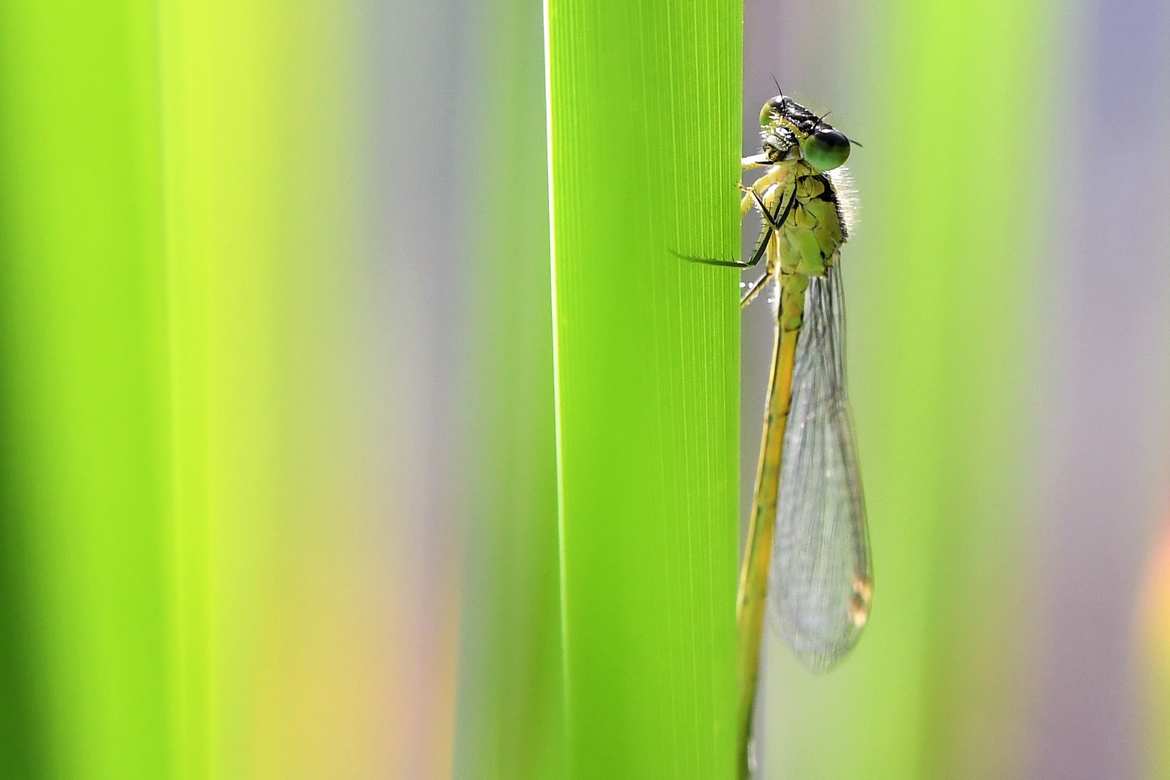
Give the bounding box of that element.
[0,1,1168,779]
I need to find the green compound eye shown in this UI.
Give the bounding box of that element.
[801,129,851,172]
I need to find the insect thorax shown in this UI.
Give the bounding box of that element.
[772,163,847,278]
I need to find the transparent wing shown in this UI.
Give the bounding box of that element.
[770,260,872,671]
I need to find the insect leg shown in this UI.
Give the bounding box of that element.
[740,272,774,309]
[742,153,771,170]
[751,186,797,232]
[671,223,771,269]
[674,177,790,271]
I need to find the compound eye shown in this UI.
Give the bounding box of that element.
[801,129,851,172]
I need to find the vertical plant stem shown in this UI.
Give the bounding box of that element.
[0,3,169,777]
[545,1,742,777]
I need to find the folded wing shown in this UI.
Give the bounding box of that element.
[771,261,873,671]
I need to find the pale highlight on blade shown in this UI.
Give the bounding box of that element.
[770,261,872,671]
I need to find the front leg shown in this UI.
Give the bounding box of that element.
[741,153,771,171]
[750,186,797,232]
[739,186,755,218]
[674,163,787,272]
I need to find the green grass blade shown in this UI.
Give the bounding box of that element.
[0,4,170,777]
[159,4,360,776]
[452,0,563,776]
[545,2,741,777]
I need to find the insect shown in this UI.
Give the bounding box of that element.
[677,88,872,776]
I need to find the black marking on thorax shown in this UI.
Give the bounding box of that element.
[796,173,848,241]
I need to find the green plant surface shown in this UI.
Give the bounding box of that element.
[159,3,360,777]
[545,2,741,777]
[0,3,170,777]
[159,3,280,775]
[452,0,563,776]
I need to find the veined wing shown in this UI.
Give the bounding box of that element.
[770,260,872,671]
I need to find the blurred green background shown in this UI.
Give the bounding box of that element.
[1,0,1168,778]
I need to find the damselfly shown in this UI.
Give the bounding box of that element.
[678,89,871,776]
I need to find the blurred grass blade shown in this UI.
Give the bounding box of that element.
[452,0,562,777]
[0,4,169,777]
[160,3,363,777]
[545,1,741,777]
